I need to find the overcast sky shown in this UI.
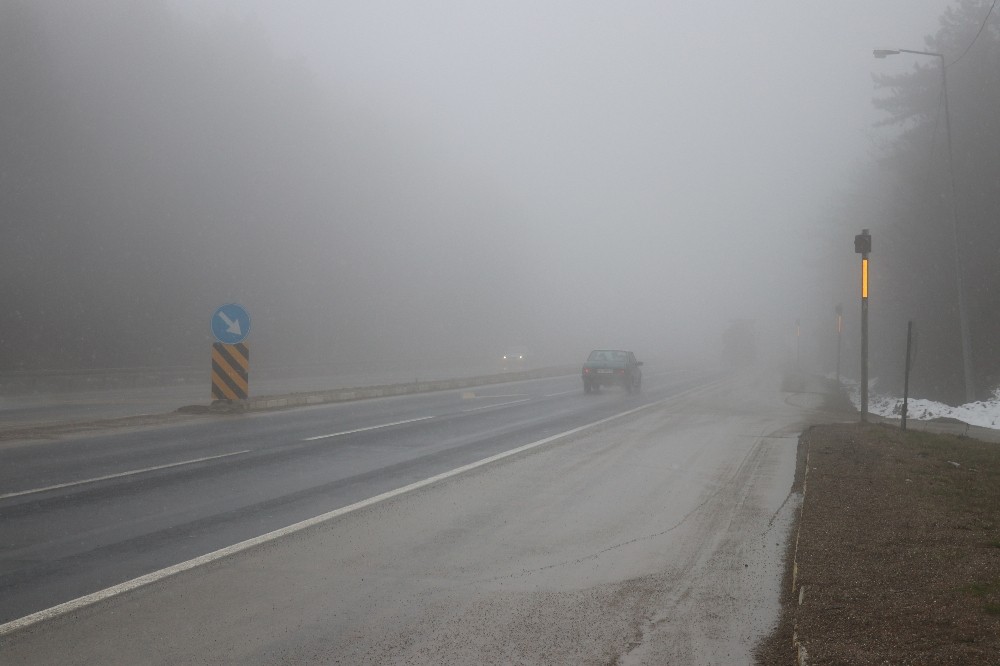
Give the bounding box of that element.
[160,1,950,365]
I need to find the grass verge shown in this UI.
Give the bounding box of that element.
[757,422,1000,664]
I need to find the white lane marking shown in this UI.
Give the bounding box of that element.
[466,394,529,399]
[0,451,251,501]
[302,416,435,441]
[0,380,721,637]
[461,398,532,413]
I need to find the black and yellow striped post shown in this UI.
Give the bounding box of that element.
[212,342,249,401]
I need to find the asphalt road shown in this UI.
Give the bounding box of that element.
[0,367,711,625]
[0,365,835,663]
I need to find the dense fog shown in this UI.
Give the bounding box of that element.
[6,1,984,396]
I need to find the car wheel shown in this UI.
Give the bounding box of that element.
[583,379,591,394]
[625,378,633,395]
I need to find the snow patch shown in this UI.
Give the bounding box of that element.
[845,380,1000,430]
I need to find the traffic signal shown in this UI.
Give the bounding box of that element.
[854,231,871,255]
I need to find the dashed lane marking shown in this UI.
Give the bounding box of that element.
[302,416,435,441]
[0,450,251,501]
[461,399,533,412]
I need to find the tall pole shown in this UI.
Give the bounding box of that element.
[902,320,914,431]
[938,61,976,403]
[873,48,974,402]
[861,262,869,422]
[795,318,800,368]
[835,304,843,387]
[856,229,871,422]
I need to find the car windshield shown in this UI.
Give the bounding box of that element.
[588,350,626,362]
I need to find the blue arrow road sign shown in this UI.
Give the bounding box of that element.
[212,303,251,344]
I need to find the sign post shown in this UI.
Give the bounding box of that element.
[211,304,251,402]
[901,321,914,431]
[795,318,801,368]
[835,303,843,387]
[855,230,871,422]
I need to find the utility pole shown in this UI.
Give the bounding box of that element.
[855,230,871,422]
[835,304,843,387]
[795,318,801,368]
[874,48,975,402]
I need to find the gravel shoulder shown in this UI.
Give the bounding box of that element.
[757,422,1000,664]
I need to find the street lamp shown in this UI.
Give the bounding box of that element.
[873,48,975,403]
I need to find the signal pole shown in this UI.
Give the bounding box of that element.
[855,230,871,422]
[835,304,843,387]
[795,318,800,368]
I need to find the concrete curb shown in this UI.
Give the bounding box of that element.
[866,412,1000,443]
[791,437,810,666]
[185,366,577,414]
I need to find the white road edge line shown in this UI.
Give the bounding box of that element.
[461,398,533,412]
[0,380,721,637]
[302,416,435,441]
[0,451,251,501]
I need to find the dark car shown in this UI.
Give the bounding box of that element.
[582,349,642,394]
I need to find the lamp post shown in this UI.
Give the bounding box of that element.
[873,48,975,403]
